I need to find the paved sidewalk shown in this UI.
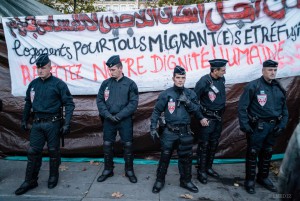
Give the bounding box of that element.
[0,159,280,201]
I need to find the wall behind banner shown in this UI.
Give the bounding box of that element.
[1,23,300,159]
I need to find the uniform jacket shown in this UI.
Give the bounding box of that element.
[150,86,200,129]
[23,75,75,125]
[194,74,226,119]
[238,76,288,131]
[96,75,139,120]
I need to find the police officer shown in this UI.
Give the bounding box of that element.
[278,121,300,201]
[150,66,200,193]
[96,55,139,183]
[194,59,227,184]
[238,59,288,194]
[15,54,75,195]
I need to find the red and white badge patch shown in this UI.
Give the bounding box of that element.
[257,94,267,106]
[168,98,175,114]
[104,87,109,101]
[208,91,216,102]
[30,88,35,103]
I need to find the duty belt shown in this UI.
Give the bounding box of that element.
[33,116,62,123]
[259,117,278,124]
[248,114,281,124]
[166,124,190,133]
[203,109,222,121]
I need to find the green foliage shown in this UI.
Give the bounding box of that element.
[157,0,217,7]
[38,0,106,14]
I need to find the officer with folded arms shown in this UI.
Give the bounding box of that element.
[96,55,139,183]
[150,66,201,194]
[15,53,75,195]
[238,59,288,194]
[194,59,227,184]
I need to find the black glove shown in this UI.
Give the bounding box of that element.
[273,126,283,137]
[107,114,120,123]
[177,92,191,106]
[60,124,70,136]
[150,129,160,143]
[21,121,29,132]
[241,126,253,135]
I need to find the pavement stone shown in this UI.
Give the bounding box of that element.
[0,159,281,201]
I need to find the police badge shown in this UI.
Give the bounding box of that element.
[257,90,267,106]
[208,91,216,102]
[168,98,175,114]
[104,87,109,101]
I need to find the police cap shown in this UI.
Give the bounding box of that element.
[263,59,278,68]
[106,55,121,68]
[209,59,228,68]
[36,53,50,68]
[173,65,186,75]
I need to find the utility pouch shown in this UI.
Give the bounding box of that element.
[257,120,264,130]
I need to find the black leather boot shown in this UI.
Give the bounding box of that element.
[124,142,137,183]
[244,148,257,194]
[196,142,208,184]
[206,140,220,178]
[179,154,198,193]
[97,141,114,182]
[152,150,172,193]
[15,149,41,195]
[48,149,60,189]
[256,148,277,192]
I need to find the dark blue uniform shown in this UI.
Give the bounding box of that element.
[96,55,139,184]
[194,59,227,184]
[97,75,138,142]
[15,53,75,196]
[194,74,226,141]
[23,75,75,152]
[150,80,200,193]
[238,75,288,193]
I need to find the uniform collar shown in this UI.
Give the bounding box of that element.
[260,76,274,85]
[39,74,53,82]
[113,74,125,82]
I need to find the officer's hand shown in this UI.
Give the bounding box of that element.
[273,126,283,137]
[114,116,121,122]
[60,124,70,136]
[150,129,160,143]
[200,118,209,127]
[177,92,191,105]
[107,114,119,123]
[21,121,29,132]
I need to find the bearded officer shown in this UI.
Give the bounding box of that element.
[238,59,288,194]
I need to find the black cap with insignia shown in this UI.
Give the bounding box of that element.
[263,59,278,68]
[106,55,121,68]
[36,53,50,68]
[209,59,228,68]
[173,65,186,75]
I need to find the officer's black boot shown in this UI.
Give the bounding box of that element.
[48,148,60,189]
[244,148,257,194]
[206,140,220,178]
[123,142,137,183]
[256,148,277,192]
[152,150,172,193]
[97,141,114,182]
[196,142,208,184]
[15,149,41,195]
[179,154,198,193]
